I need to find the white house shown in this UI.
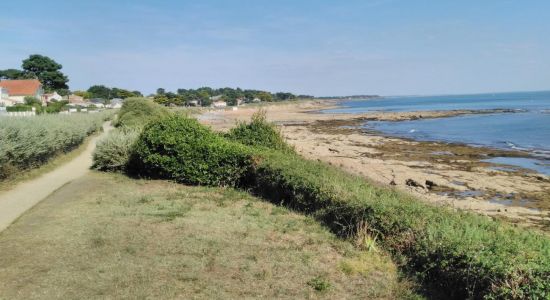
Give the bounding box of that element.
[109,98,123,109]
[43,91,63,103]
[0,87,16,107]
[212,100,227,108]
[0,79,44,104]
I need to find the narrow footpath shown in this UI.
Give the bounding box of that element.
[0,122,113,232]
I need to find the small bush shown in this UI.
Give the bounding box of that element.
[307,276,331,292]
[92,128,140,172]
[226,110,293,152]
[131,115,253,187]
[115,97,170,128]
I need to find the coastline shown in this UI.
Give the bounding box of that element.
[199,100,550,230]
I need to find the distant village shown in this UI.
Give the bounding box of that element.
[0,54,313,117]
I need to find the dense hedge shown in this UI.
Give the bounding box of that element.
[248,150,550,299]
[0,111,113,179]
[226,110,294,152]
[130,115,254,187]
[92,127,140,172]
[115,97,170,128]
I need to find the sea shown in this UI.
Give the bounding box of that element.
[323,91,550,175]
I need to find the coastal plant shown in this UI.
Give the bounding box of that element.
[226,110,294,152]
[0,111,113,180]
[92,127,141,172]
[130,115,254,187]
[248,150,550,298]
[115,97,170,128]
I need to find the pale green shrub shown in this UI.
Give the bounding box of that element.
[92,128,140,172]
[0,111,112,179]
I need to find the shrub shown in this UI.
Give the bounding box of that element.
[92,128,140,172]
[115,97,170,128]
[131,115,253,187]
[226,110,294,152]
[0,111,112,179]
[248,150,550,299]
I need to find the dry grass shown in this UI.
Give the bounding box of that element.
[0,172,418,299]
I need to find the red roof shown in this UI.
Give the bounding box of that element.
[0,79,42,96]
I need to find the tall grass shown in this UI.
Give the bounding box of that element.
[0,111,113,179]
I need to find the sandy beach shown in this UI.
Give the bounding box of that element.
[199,100,550,230]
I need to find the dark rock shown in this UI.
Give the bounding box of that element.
[406,179,424,189]
[425,180,437,190]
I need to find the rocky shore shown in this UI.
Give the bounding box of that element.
[199,101,550,230]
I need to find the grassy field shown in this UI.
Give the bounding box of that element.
[0,172,417,299]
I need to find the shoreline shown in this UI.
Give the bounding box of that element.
[199,100,550,230]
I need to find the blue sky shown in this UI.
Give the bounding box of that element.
[1,0,549,96]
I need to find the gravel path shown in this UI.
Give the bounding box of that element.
[0,121,113,232]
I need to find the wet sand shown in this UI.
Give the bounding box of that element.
[199,100,550,230]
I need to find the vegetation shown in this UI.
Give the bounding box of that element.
[115,97,170,128]
[0,111,112,180]
[0,172,415,299]
[6,97,70,114]
[226,110,294,153]
[131,115,253,187]
[152,86,313,107]
[0,54,69,92]
[250,150,550,298]
[93,107,550,298]
[92,128,140,172]
[86,85,143,100]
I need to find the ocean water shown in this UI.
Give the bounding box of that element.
[325,91,550,175]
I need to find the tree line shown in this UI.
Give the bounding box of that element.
[153,87,313,107]
[1,55,315,107]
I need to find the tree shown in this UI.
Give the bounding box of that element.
[156,88,165,95]
[0,69,26,80]
[21,55,69,92]
[87,85,112,99]
[24,96,41,106]
[73,90,92,99]
[257,91,273,102]
[57,89,70,96]
[132,90,143,97]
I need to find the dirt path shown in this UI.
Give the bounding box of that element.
[0,121,113,232]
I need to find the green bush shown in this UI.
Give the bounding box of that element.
[249,150,550,299]
[116,97,170,128]
[131,115,253,187]
[92,128,140,172]
[226,110,294,152]
[6,105,34,112]
[0,111,113,179]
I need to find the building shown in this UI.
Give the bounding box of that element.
[43,91,63,103]
[0,87,17,107]
[212,100,227,108]
[109,98,123,109]
[0,79,44,104]
[68,94,89,107]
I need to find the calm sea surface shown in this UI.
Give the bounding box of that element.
[324,91,550,175]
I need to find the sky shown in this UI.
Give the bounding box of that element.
[1,0,549,96]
